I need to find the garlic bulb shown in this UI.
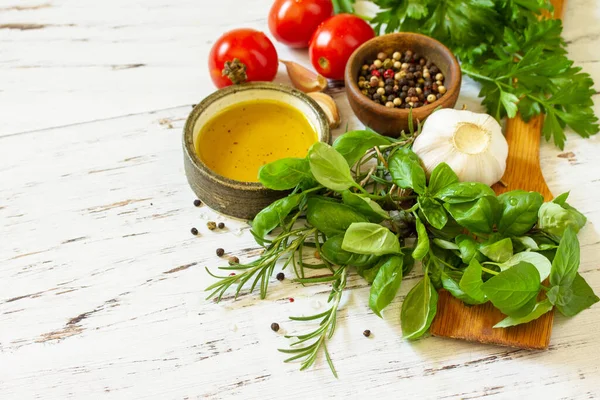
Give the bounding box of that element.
[412,109,508,186]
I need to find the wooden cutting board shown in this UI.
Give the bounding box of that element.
[429,0,565,349]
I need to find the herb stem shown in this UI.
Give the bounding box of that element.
[481,266,499,276]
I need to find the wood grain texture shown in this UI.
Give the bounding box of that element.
[1,0,599,398]
[431,0,565,349]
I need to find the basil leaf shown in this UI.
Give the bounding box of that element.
[258,158,313,190]
[401,274,438,340]
[251,194,303,246]
[418,196,448,230]
[306,197,367,237]
[433,238,459,250]
[549,227,580,289]
[481,261,541,315]
[435,182,495,204]
[308,142,357,192]
[441,272,480,304]
[493,299,554,328]
[402,247,416,276]
[342,190,389,222]
[357,264,382,284]
[497,190,544,236]
[369,255,404,317]
[513,236,540,251]
[428,162,459,196]
[499,251,552,282]
[549,273,599,317]
[392,147,421,163]
[342,222,401,256]
[389,153,426,194]
[459,259,487,304]
[479,238,513,263]
[455,234,484,264]
[444,196,500,234]
[321,235,381,267]
[332,130,392,167]
[413,217,430,260]
[538,193,586,238]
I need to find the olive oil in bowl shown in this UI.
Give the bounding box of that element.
[196,99,317,182]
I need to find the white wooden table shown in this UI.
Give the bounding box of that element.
[1,1,599,398]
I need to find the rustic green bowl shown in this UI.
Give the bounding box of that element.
[183,82,331,220]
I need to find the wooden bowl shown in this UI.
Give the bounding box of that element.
[183,82,330,220]
[345,33,461,136]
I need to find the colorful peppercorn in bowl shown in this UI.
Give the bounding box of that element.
[345,33,461,136]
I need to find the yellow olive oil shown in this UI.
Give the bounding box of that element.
[196,99,318,182]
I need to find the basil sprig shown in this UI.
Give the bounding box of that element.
[206,132,597,377]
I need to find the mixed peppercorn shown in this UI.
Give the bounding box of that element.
[358,50,447,109]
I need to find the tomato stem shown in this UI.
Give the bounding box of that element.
[318,57,329,71]
[222,58,248,85]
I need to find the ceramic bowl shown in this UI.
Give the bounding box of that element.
[183,82,330,220]
[345,32,461,136]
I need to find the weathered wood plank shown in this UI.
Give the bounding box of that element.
[1,0,599,398]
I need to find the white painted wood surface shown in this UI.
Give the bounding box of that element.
[1,0,599,398]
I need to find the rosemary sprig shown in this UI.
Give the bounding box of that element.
[278,266,348,378]
[205,227,316,301]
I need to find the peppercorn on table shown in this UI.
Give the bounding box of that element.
[1,0,600,398]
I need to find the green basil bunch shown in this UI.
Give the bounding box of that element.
[206,129,597,377]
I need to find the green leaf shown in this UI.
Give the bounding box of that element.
[388,153,426,194]
[369,255,404,317]
[549,273,599,317]
[435,182,495,204]
[357,264,382,284]
[306,197,367,237]
[455,234,484,264]
[428,163,459,196]
[497,190,544,236]
[308,142,357,191]
[538,196,587,238]
[459,259,487,304]
[401,274,438,340]
[251,194,303,246]
[513,236,539,251]
[549,227,580,289]
[258,158,313,191]
[332,130,392,167]
[321,235,381,268]
[444,196,500,234]
[493,299,554,328]
[499,251,552,282]
[331,0,355,14]
[500,91,519,118]
[441,272,481,305]
[418,197,448,230]
[413,217,430,260]
[479,238,513,263]
[547,228,586,311]
[342,222,401,256]
[342,190,389,223]
[481,261,541,315]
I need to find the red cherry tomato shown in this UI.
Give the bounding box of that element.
[309,14,375,80]
[268,0,333,48]
[208,28,279,88]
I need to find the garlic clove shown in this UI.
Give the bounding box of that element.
[280,60,328,93]
[413,109,508,186]
[307,92,341,129]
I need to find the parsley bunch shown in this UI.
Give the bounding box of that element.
[352,0,599,149]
